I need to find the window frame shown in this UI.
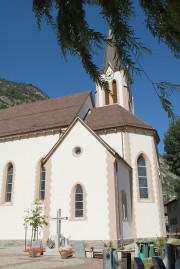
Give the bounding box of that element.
[75,185,83,218]
[137,155,149,199]
[40,165,46,201]
[69,182,87,221]
[5,164,14,202]
[121,191,128,221]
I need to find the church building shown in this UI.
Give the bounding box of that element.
[0,38,166,246]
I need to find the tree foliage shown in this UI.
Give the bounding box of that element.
[32,0,180,118]
[24,202,48,242]
[164,118,180,178]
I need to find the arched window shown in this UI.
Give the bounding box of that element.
[75,185,83,217]
[121,191,128,220]
[112,80,117,103]
[5,164,13,202]
[137,156,148,198]
[105,89,110,105]
[40,165,46,200]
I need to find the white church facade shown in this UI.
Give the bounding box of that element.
[0,40,166,246]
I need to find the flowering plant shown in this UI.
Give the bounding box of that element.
[59,248,74,257]
[24,247,43,254]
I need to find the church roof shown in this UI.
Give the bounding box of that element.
[0,91,91,138]
[85,104,157,133]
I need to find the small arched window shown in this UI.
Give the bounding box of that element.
[112,80,117,103]
[121,191,128,220]
[5,164,13,202]
[40,165,46,200]
[137,156,148,199]
[75,185,83,217]
[105,88,110,105]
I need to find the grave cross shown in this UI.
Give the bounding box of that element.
[52,209,68,248]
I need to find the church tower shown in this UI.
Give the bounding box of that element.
[95,32,134,113]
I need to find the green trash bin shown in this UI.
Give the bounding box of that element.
[149,243,155,257]
[142,243,149,258]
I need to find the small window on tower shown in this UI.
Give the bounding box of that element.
[112,80,117,103]
[105,89,110,105]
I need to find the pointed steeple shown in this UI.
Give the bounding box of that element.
[95,30,134,114]
[102,29,120,71]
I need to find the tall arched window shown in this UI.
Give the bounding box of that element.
[112,80,117,103]
[5,164,13,202]
[105,89,110,105]
[137,156,148,198]
[75,185,83,217]
[40,165,46,200]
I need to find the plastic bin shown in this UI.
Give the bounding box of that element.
[149,243,155,257]
[142,243,149,258]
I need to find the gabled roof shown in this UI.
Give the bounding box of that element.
[85,104,159,139]
[42,117,132,170]
[0,91,92,138]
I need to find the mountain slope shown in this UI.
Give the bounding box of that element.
[0,78,49,109]
[159,156,180,203]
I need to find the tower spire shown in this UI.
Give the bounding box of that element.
[102,30,120,71]
[95,30,134,113]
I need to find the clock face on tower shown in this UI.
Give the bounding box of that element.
[101,70,114,81]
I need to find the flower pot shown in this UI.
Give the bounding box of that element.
[61,252,69,259]
[29,252,37,258]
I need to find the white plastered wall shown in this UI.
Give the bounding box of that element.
[48,121,118,241]
[0,134,59,240]
[117,161,133,240]
[129,132,164,238]
[100,131,123,157]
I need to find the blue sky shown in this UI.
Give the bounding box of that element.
[0,1,179,154]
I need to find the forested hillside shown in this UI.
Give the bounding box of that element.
[0,78,49,109]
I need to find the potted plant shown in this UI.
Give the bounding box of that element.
[23,201,48,245]
[59,248,74,259]
[27,247,43,257]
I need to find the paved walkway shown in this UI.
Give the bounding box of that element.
[0,247,103,269]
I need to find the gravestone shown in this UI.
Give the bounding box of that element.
[162,243,176,269]
[112,249,118,269]
[122,252,131,269]
[74,241,86,258]
[132,257,145,269]
[103,248,118,269]
[134,243,140,257]
[175,245,180,269]
[152,256,166,269]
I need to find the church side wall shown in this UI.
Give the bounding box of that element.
[129,132,165,238]
[117,161,133,240]
[100,132,123,158]
[48,121,118,241]
[0,134,59,240]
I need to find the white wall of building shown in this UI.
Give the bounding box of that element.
[0,134,59,240]
[100,132,123,157]
[48,121,118,241]
[117,161,133,240]
[129,132,163,238]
